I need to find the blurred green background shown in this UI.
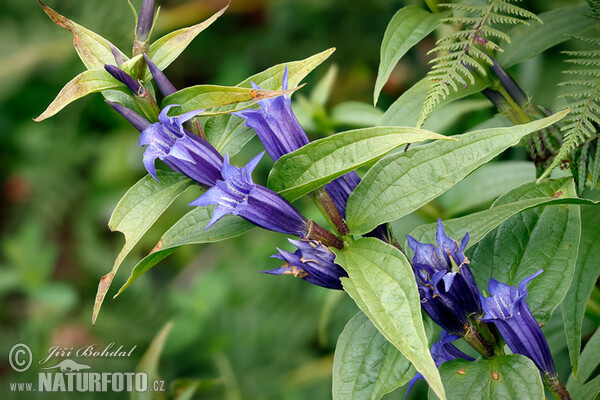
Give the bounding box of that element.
[0,0,593,399]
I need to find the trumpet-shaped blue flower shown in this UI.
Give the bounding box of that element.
[233,67,309,161]
[189,153,309,236]
[406,219,482,335]
[264,237,347,289]
[139,105,224,186]
[480,271,557,378]
[405,331,475,398]
[233,68,389,241]
[144,54,177,97]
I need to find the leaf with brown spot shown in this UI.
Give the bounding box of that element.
[39,1,128,69]
[35,69,123,122]
[433,355,543,400]
[162,84,304,114]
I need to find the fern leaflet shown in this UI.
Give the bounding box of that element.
[417,0,540,128]
[539,37,600,182]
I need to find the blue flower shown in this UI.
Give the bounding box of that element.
[264,237,348,289]
[144,54,177,97]
[233,67,309,162]
[138,105,224,186]
[189,153,309,236]
[406,331,475,399]
[234,68,389,241]
[106,101,150,132]
[406,219,483,335]
[480,271,557,378]
[105,64,142,94]
[135,0,155,42]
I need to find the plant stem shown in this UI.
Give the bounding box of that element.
[312,189,349,236]
[306,220,344,250]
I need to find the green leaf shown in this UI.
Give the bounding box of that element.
[406,179,597,252]
[163,85,301,115]
[335,238,446,400]
[467,179,581,324]
[333,311,414,400]
[437,161,535,216]
[204,48,335,156]
[421,100,491,135]
[40,1,128,69]
[562,205,600,376]
[35,69,123,122]
[132,322,173,400]
[330,102,384,128]
[268,127,450,201]
[379,78,491,129]
[115,207,253,296]
[431,355,544,400]
[145,4,228,81]
[374,6,448,105]
[92,171,194,324]
[567,329,600,400]
[346,110,569,235]
[498,5,598,68]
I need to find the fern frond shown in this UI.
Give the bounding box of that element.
[417,0,540,128]
[539,37,600,182]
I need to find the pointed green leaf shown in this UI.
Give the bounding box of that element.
[346,110,569,235]
[335,238,446,400]
[204,48,335,156]
[40,1,128,69]
[115,207,253,296]
[92,171,194,324]
[406,179,597,253]
[379,78,491,128]
[567,328,600,400]
[268,127,451,201]
[330,102,384,128]
[468,179,582,324]
[333,312,415,400]
[562,205,600,376]
[374,6,448,105]
[163,85,302,114]
[35,69,123,122]
[437,161,535,216]
[431,355,544,400]
[146,4,228,80]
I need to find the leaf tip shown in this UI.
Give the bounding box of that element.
[92,271,115,325]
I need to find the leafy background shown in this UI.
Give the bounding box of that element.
[0,0,597,399]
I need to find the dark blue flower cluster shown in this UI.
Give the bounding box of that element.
[406,219,558,384]
[106,59,346,290]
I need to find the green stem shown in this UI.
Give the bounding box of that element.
[462,321,496,358]
[495,83,532,124]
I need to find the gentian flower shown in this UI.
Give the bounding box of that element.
[139,105,224,186]
[264,237,348,289]
[106,101,150,132]
[135,0,155,42]
[233,67,309,161]
[406,331,475,399]
[189,153,309,236]
[406,219,483,335]
[233,68,389,241]
[144,54,177,97]
[480,271,558,379]
[105,64,142,94]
